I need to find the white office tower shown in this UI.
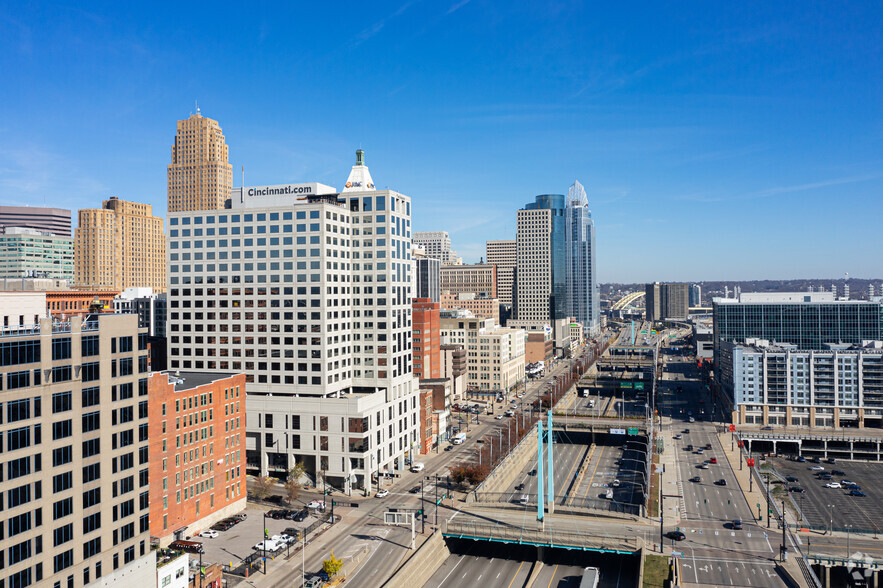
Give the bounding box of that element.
[564,181,599,334]
[167,150,419,493]
[871,284,876,298]
[413,230,461,265]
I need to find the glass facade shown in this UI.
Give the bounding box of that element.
[564,182,599,333]
[523,194,567,320]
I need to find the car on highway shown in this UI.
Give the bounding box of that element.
[785,476,799,483]
[689,476,701,483]
[612,479,621,487]
[515,483,525,491]
[789,486,806,493]
[666,531,686,541]
[809,466,825,471]
[825,482,842,489]
[375,489,389,498]
[695,448,704,454]
[715,479,727,486]
[683,429,690,434]
[761,426,774,430]
[699,463,709,469]
[732,519,743,530]
[198,530,219,539]
[709,457,718,464]
[303,577,324,588]
[849,490,867,497]
[408,486,420,494]
[674,434,682,440]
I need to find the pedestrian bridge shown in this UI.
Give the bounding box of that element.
[441,519,641,554]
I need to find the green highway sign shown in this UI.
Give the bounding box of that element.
[635,383,644,390]
[627,427,639,435]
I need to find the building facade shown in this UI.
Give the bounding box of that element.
[440,315,525,392]
[486,239,516,306]
[167,153,420,492]
[0,227,74,280]
[439,263,496,298]
[413,298,440,380]
[148,371,247,546]
[75,197,166,292]
[47,290,121,319]
[413,249,440,303]
[440,344,467,400]
[0,205,71,237]
[516,194,566,323]
[412,231,460,265]
[719,339,883,429]
[645,282,689,321]
[440,292,500,324]
[0,311,152,588]
[690,283,702,307]
[564,181,599,335]
[167,111,233,213]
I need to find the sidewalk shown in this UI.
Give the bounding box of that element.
[655,414,682,553]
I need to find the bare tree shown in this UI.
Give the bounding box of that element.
[252,475,275,502]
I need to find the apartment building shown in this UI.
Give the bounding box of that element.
[0,309,154,588]
[439,263,496,298]
[148,371,247,546]
[440,314,525,392]
[75,197,166,292]
[719,339,883,429]
[167,151,420,492]
[412,298,440,379]
[645,282,689,321]
[167,111,233,213]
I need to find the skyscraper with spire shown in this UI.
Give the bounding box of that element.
[167,108,233,212]
[565,181,599,334]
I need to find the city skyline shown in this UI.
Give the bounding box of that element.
[1,3,882,282]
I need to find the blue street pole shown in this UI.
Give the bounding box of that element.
[547,411,554,512]
[537,420,544,521]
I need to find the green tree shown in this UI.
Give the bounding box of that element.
[252,475,275,501]
[322,550,344,578]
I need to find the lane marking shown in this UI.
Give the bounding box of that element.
[546,564,559,588]
[505,561,525,588]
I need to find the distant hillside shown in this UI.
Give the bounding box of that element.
[601,278,883,302]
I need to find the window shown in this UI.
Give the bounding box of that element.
[53,420,72,440]
[82,438,100,458]
[82,387,100,407]
[83,512,100,534]
[8,427,30,451]
[82,463,100,483]
[53,497,73,520]
[83,488,100,509]
[52,337,72,360]
[7,370,30,389]
[8,484,31,508]
[7,398,30,422]
[52,391,72,413]
[53,523,73,546]
[82,412,100,432]
[8,456,30,480]
[0,339,40,366]
[81,335,99,357]
[81,362,100,382]
[8,511,32,537]
[83,537,101,559]
[53,548,74,573]
[53,471,72,493]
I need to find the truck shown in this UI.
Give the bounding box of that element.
[580,567,600,588]
[452,432,467,445]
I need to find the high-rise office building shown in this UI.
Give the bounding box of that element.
[0,307,155,586]
[0,226,74,280]
[645,282,689,321]
[564,181,599,335]
[167,151,420,491]
[515,194,566,322]
[486,239,516,306]
[75,197,167,292]
[0,205,71,237]
[167,110,233,213]
[412,231,461,265]
[689,283,702,307]
[412,248,440,302]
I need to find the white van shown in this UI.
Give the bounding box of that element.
[410,462,425,473]
[605,489,614,499]
[519,494,529,505]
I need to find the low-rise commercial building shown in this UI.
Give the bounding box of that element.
[440,314,525,392]
[0,226,74,280]
[440,291,500,324]
[148,371,247,546]
[439,263,496,298]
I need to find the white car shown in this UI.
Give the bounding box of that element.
[198,530,219,539]
[495,414,504,420]
[700,463,710,469]
[307,500,326,510]
[825,482,841,489]
[810,466,825,471]
[375,489,389,498]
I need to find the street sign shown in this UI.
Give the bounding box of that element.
[609,428,626,435]
[635,382,644,390]
[627,427,639,436]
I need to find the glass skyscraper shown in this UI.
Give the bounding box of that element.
[565,181,599,334]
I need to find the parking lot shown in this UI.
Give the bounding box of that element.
[190,506,330,566]
[768,458,883,533]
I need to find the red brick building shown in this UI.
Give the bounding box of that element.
[412,298,440,379]
[148,371,247,546]
[418,389,434,454]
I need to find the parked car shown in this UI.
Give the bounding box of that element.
[844,484,861,490]
[796,456,806,463]
[832,470,846,477]
[294,509,309,522]
[408,486,421,494]
[849,490,867,497]
[667,531,686,541]
[254,540,282,552]
[785,476,799,483]
[674,434,682,440]
[445,445,454,451]
[789,487,806,493]
[612,479,621,487]
[683,429,690,434]
[826,458,837,464]
[841,480,856,486]
[809,466,824,471]
[811,456,822,464]
[198,530,219,539]
[375,489,389,498]
[825,482,842,489]
[211,521,234,532]
[307,500,326,510]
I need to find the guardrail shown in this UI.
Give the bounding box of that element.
[442,519,640,553]
[472,491,641,516]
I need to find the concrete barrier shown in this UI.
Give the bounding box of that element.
[382,530,450,588]
[525,560,544,587]
[471,427,539,500]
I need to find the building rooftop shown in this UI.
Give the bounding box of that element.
[715,292,883,304]
[158,370,241,392]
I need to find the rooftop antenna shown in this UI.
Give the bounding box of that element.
[195,100,200,116]
[241,165,245,203]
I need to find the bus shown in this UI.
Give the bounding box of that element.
[452,432,467,445]
[580,567,599,588]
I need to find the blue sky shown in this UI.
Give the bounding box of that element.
[1,2,881,283]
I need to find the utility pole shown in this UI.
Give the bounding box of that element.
[781,499,787,561]
[420,480,425,534]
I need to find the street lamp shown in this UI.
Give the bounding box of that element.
[847,524,852,561]
[828,504,835,536]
